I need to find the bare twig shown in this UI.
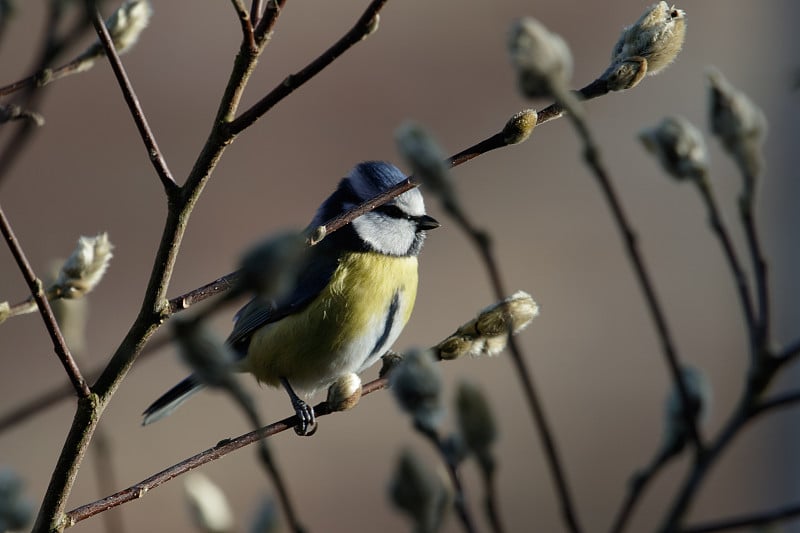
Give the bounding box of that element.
[229,0,388,135]
[739,175,770,351]
[230,0,257,53]
[89,6,178,193]
[693,177,757,356]
[557,90,702,453]
[416,427,478,533]
[0,204,91,398]
[64,377,390,526]
[444,201,582,533]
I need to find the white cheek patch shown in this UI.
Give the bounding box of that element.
[352,215,416,256]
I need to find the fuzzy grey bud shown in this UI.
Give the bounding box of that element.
[183,473,235,533]
[435,291,539,360]
[508,17,573,98]
[105,0,153,54]
[55,233,114,298]
[455,382,497,473]
[326,372,362,412]
[390,349,444,434]
[249,498,278,533]
[640,116,708,181]
[707,68,767,178]
[662,366,711,457]
[395,121,455,206]
[603,56,648,92]
[173,318,236,389]
[389,449,449,533]
[610,2,686,77]
[0,467,33,532]
[502,109,538,145]
[238,230,306,302]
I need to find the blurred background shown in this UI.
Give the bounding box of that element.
[1,1,799,531]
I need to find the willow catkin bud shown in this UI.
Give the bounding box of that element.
[390,349,443,434]
[502,109,538,145]
[326,372,362,412]
[434,291,539,359]
[508,17,573,98]
[249,497,278,533]
[173,318,236,389]
[455,382,497,471]
[639,116,708,181]
[105,0,153,53]
[661,366,711,456]
[604,56,648,92]
[55,233,114,298]
[475,290,540,338]
[707,67,767,178]
[395,121,455,206]
[0,467,33,532]
[183,473,235,533]
[610,2,686,77]
[389,449,449,533]
[238,230,306,302]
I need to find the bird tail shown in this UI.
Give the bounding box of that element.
[142,375,204,426]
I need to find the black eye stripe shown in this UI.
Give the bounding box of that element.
[376,204,413,220]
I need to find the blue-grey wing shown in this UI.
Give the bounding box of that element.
[226,244,340,357]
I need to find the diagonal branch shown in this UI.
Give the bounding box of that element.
[89,6,178,194]
[229,0,387,135]
[65,376,390,527]
[0,204,90,398]
[557,89,702,453]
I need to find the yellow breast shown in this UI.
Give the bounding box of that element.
[241,252,419,394]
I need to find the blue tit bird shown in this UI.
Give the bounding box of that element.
[143,161,439,434]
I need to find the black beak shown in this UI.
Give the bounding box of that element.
[416,214,441,231]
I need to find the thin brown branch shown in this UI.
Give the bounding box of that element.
[253,0,286,46]
[693,177,757,356]
[89,6,178,193]
[0,204,90,398]
[443,200,583,533]
[416,426,478,533]
[739,176,770,350]
[230,0,257,53]
[64,377,389,527]
[557,89,702,453]
[250,0,264,27]
[229,0,388,135]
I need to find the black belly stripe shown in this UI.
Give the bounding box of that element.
[370,291,401,358]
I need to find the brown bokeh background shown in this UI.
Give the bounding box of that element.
[1,1,799,532]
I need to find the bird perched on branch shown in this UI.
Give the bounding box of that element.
[143,161,439,435]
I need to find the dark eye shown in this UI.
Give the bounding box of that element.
[378,204,412,221]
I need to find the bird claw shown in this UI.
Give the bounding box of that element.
[292,399,317,436]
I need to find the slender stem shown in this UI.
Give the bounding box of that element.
[557,89,702,453]
[89,6,178,193]
[230,0,389,135]
[250,0,264,27]
[227,0,256,52]
[693,177,757,357]
[0,204,90,398]
[739,176,769,350]
[482,469,505,533]
[64,377,390,526]
[417,427,477,533]
[91,429,126,533]
[444,200,582,533]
